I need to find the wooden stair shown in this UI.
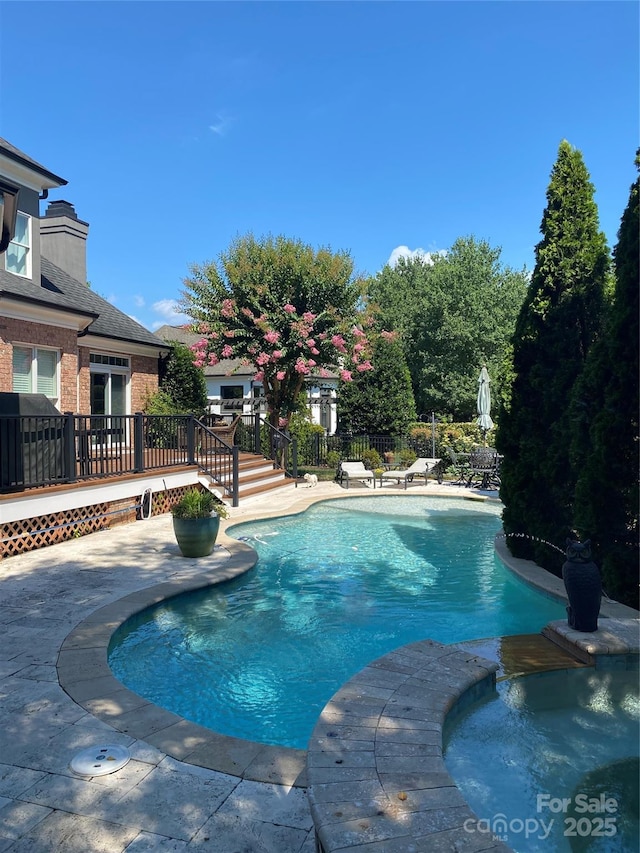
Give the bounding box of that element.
[209,452,296,502]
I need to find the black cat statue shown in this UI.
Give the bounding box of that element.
[562,539,602,632]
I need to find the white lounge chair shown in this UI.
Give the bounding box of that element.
[378,457,441,489]
[339,461,376,489]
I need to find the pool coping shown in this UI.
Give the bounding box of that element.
[306,639,512,853]
[58,534,313,788]
[58,489,638,793]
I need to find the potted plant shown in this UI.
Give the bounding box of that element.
[171,488,229,558]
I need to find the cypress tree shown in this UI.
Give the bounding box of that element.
[496,141,610,572]
[161,343,208,416]
[571,152,639,607]
[337,335,417,435]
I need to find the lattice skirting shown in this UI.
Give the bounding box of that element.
[0,485,202,559]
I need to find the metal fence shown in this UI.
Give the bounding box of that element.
[290,432,437,468]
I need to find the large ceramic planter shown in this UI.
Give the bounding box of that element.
[562,545,602,632]
[172,514,220,558]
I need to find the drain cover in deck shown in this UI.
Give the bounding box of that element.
[70,744,131,776]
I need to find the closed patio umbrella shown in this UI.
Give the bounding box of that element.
[476,366,493,441]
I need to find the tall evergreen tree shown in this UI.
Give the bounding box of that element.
[571,152,639,607]
[496,141,611,572]
[337,334,416,435]
[161,343,208,416]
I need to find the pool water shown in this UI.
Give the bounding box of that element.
[444,668,640,853]
[108,495,565,749]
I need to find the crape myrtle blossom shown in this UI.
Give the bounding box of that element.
[221,299,236,318]
[188,296,378,428]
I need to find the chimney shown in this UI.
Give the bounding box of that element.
[40,199,89,284]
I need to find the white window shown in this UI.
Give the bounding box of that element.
[5,212,31,277]
[12,345,59,403]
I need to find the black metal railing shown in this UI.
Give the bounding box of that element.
[287,432,436,468]
[235,414,298,481]
[0,412,243,505]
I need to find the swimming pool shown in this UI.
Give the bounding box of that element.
[108,495,565,749]
[444,668,640,852]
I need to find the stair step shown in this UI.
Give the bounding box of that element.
[238,479,298,500]
[201,451,298,504]
[238,473,287,492]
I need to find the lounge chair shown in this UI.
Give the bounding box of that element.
[339,461,376,489]
[378,457,441,489]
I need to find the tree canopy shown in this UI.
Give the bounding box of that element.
[366,237,528,419]
[337,333,417,435]
[182,234,374,428]
[497,140,611,572]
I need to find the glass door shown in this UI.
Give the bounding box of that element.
[90,371,128,446]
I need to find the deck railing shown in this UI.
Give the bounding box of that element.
[0,413,241,503]
[0,412,302,507]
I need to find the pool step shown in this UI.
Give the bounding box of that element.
[457,633,589,679]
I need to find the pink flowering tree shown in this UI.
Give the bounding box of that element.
[182,234,376,429]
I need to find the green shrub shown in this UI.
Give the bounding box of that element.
[160,343,208,417]
[409,421,492,456]
[287,410,327,465]
[171,488,229,519]
[326,450,341,469]
[398,448,417,467]
[361,448,382,469]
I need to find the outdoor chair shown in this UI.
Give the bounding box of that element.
[338,461,376,489]
[378,457,441,489]
[198,415,242,453]
[446,447,472,485]
[467,447,501,490]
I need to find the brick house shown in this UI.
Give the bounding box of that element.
[0,138,168,417]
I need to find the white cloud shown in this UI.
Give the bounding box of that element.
[209,113,233,136]
[133,294,145,307]
[151,298,191,327]
[387,246,446,267]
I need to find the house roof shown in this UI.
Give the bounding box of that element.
[155,325,249,376]
[0,138,67,188]
[155,324,198,346]
[0,260,167,350]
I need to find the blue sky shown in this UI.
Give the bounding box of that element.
[1,1,637,332]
